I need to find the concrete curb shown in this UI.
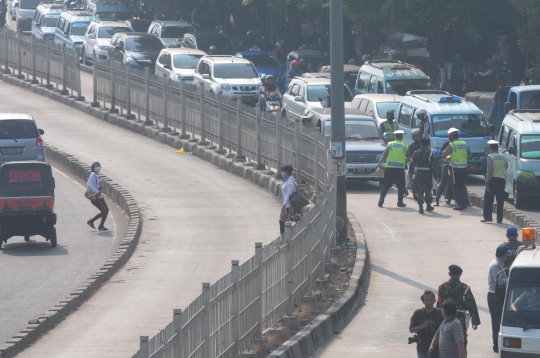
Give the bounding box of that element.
[269,213,370,358]
[0,145,142,358]
[0,72,287,199]
[467,192,540,242]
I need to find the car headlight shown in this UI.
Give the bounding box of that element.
[518,170,535,180]
[125,56,135,65]
[176,74,182,81]
[220,84,231,91]
[376,153,383,161]
[98,45,108,50]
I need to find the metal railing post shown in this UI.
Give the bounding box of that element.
[30,36,38,84]
[275,113,282,177]
[294,120,301,183]
[230,260,240,352]
[3,30,10,74]
[199,84,207,144]
[254,242,263,337]
[60,43,68,94]
[236,97,243,159]
[144,67,152,125]
[75,61,84,100]
[45,40,50,88]
[173,309,183,358]
[314,132,320,193]
[217,90,225,152]
[125,64,134,118]
[139,336,149,358]
[17,34,23,79]
[179,78,188,138]
[255,107,264,169]
[284,222,295,316]
[90,52,99,107]
[306,223,313,296]
[109,60,118,113]
[201,282,211,357]
[318,192,326,279]
[162,74,170,131]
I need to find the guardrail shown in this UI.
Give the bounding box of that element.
[0,28,82,98]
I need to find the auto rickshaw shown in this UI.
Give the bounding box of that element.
[0,161,57,248]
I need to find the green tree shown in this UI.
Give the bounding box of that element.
[514,0,540,78]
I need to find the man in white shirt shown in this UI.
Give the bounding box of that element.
[487,245,508,353]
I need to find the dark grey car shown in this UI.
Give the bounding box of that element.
[108,32,164,72]
[0,113,45,165]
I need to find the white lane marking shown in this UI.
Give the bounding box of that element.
[382,222,398,242]
[52,167,116,236]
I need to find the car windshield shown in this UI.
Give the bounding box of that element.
[376,102,400,118]
[432,114,489,138]
[125,37,164,52]
[173,54,203,68]
[385,79,432,96]
[503,269,540,328]
[197,38,236,55]
[128,20,152,32]
[95,12,130,20]
[19,0,41,9]
[214,63,258,79]
[307,85,353,102]
[299,56,329,71]
[98,26,132,39]
[42,15,59,27]
[0,121,37,139]
[520,91,540,109]
[242,55,281,68]
[162,26,192,38]
[521,135,540,159]
[324,120,380,139]
[71,22,89,36]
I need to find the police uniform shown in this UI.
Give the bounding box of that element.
[379,110,398,142]
[378,130,408,207]
[405,138,422,191]
[437,265,481,348]
[482,140,508,223]
[411,142,437,211]
[441,128,468,210]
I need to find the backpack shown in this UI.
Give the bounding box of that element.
[289,182,309,211]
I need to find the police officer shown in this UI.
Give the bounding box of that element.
[405,128,422,197]
[416,109,430,140]
[376,130,408,208]
[481,140,508,224]
[411,138,437,213]
[437,264,481,349]
[441,128,468,210]
[379,109,398,142]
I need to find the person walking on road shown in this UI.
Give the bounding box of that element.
[377,130,408,208]
[437,265,480,350]
[502,226,523,271]
[488,245,509,353]
[405,129,423,197]
[380,109,399,142]
[279,164,303,234]
[481,140,508,223]
[411,138,438,213]
[434,136,452,206]
[410,290,443,358]
[429,301,466,358]
[441,128,468,210]
[86,162,109,231]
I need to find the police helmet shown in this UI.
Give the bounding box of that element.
[417,109,427,117]
[411,128,422,137]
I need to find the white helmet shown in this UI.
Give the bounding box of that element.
[417,109,427,116]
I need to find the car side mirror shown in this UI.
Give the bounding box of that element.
[115,44,122,50]
[294,95,304,102]
[164,64,170,70]
[504,101,513,114]
[35,23,41,28]
[508,146,517,156]
[88,33,95,39]
[38,128,44,135]
[202,74,210,80]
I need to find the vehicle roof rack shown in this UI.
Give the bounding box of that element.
[509,109,540,122]
[65,9,93,15]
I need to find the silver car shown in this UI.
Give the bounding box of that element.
[0,114,45,165]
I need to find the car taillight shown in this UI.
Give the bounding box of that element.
[36,136,43,147]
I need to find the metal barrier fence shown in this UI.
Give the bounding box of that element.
[0,28,82,97]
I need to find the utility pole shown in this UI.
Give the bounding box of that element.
[329,0,347,241]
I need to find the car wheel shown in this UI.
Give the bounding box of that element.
[513,182,524,209]
[48,227,57,247]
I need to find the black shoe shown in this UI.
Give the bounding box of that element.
[87,220,95,229]
[434,198,440,206]
[397,202,406,207]
[453,206,464,211]
[404,189,409,197]
[419,204,424,214]
[445,198,451,205]
[481,219,493,223]
[98,226,109,231]
[497,220,503,224]
[493,346,498,353]
[426,204,434,212]
[378,199,383,207]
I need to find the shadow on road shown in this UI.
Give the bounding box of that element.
[346,180,380,193]
[1,241,68,256]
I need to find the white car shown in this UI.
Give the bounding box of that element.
[154,47,206,84]
[82,20,133,65]
[193,55,261,101]
[9,0,17,21]
[349,93,403,125]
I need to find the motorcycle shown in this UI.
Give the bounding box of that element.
[265,95,282,115]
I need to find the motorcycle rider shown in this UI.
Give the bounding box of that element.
[272,41,287,64]
[243,31,258,51]
[299,59,313,73]
[287,60,303,81]
[207,46,216,55]
[260,75,282,111]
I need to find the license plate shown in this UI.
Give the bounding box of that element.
[467,163,478,170]
[349,168,374,174]
[1,147,23,155]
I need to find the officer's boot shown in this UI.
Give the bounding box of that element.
[434,196,440,206]
[397,187,406,207]
[378,184,390,207]
[418,203,424,214]
[426,203,435,212]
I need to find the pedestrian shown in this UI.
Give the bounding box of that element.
[411,138,438,213]
[322,85,331,108]
[86,162,109,231]
[437,265,480,350]
[429,301,466,358]
[379,109,399,142]
[437,62,448,91]
[377,130,408,208]
[440,128,468,210]
[502,226,523,270]
[448,54,467,97]
[405,128,423,196]
[487,245,509,353]
[481,140,508,223]
[409,290,443,358]
[279,164,303,234]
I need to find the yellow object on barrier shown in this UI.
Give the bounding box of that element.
[177,148,185,154]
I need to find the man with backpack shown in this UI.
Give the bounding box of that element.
[410,290,443,358]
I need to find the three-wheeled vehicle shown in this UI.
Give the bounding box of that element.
[0,161,57,248]
[284,49,329,88]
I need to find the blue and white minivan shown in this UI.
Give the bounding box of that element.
[32,2,66,41]
[54,9,93,59]
[396,90,491,175]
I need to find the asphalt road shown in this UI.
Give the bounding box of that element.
[0,166,123,345]
[314,180,515,358]
[0,78,281,357]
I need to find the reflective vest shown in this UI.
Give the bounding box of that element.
[449,140,468,168]
[386,140,408,169]
[490,152,506,178]
[382,121,398,138]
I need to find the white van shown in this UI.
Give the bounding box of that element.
[16,0,42,31]
[497,109,540,209]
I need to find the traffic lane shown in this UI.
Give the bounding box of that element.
[0,82,282,357]
[314,180,508,358]
[0,166,123,345]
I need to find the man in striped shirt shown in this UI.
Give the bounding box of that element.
[429,301,465,358]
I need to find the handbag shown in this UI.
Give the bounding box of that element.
[85,174,101,201]
[289,182,309,211]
